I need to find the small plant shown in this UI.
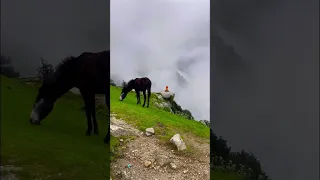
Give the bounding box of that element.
[37,58,54,81]
[121,80,127,88]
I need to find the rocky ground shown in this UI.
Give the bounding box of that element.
[110,114,210,180]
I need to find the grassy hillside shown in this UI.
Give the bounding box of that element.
[110,85,244,180]
[1,76,109,180]
[110,86,210,141]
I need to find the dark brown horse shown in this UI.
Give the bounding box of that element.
[119,77,152,107]
[29,51,110,143]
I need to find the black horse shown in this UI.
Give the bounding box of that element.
[29,51,110,143]
[119,77,152,107]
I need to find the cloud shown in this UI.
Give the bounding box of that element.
[110,0,210,120]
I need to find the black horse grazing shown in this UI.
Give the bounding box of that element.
[29,51,110,144]
[119,77,152,107]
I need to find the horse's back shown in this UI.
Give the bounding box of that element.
[135,77,152,90]
[142,77,152,86]
[76,51,110,94]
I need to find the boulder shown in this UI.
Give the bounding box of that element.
[160,91,174,100]
[170,134,187,151]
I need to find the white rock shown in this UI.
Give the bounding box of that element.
[170,134,187,151]
[160,91,173,100]
[169,163,177,170]
[110,125,122,131]
[145,128,155,136]
[144,160,152,167]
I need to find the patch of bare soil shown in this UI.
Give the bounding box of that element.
[110,115,210,180]
[1,165,22,180]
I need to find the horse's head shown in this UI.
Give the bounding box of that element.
[30,80,55,125]
[119,80,134,101]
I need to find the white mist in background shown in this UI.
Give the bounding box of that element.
[110,0,210,121]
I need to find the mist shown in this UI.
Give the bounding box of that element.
[110,0,210,120]
[211,0,319,180]
[1,0,109,77]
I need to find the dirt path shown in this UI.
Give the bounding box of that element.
[110,114,210,180]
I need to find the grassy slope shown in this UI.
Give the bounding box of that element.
[110,86,244,180]
[1,76,109,180]
[110,86,210,141]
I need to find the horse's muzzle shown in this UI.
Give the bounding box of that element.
[30,119,40,125]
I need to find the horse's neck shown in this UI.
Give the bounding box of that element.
[51,79,74,101]
[126,86,134,93]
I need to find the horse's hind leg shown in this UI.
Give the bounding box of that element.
[147,88,151,108]
[142,90,146,107]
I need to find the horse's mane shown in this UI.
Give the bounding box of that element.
[44,56,78,83]
[55,56,78,73]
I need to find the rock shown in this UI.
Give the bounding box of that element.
[183,169,188,174]
[160,91,174,100]
[169,162,177,170]
[199,120,210,127]
[154,102,161,108]
[170,134,187,151]
[156,94,163,100]
[110,125,122,131]
[144,160,152,167]
[145,128,155,136]
[161,101,172,108]
[156,155,171,166]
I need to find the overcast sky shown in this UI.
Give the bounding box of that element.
[110,0,210,121]
[1,0,109,77]
[211,0,319,180]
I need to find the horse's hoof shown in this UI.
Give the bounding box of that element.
[85,131,91,136]
[93,131,99,135]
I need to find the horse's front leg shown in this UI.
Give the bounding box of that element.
[136,91,141,104]
[142,90,146,107]
[91,96,99,135]
[81,92,93,135]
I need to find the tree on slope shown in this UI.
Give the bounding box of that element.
[37,58,54,81]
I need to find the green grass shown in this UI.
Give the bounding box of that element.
[211,171,246,180]
[110,86,210,142]
[1,76,109,180]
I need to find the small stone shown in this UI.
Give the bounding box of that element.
[183,170,188,174]
[119,139,124,142]
[145,128,155,136]
[169,163,177,170]
[144,160,152,167]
